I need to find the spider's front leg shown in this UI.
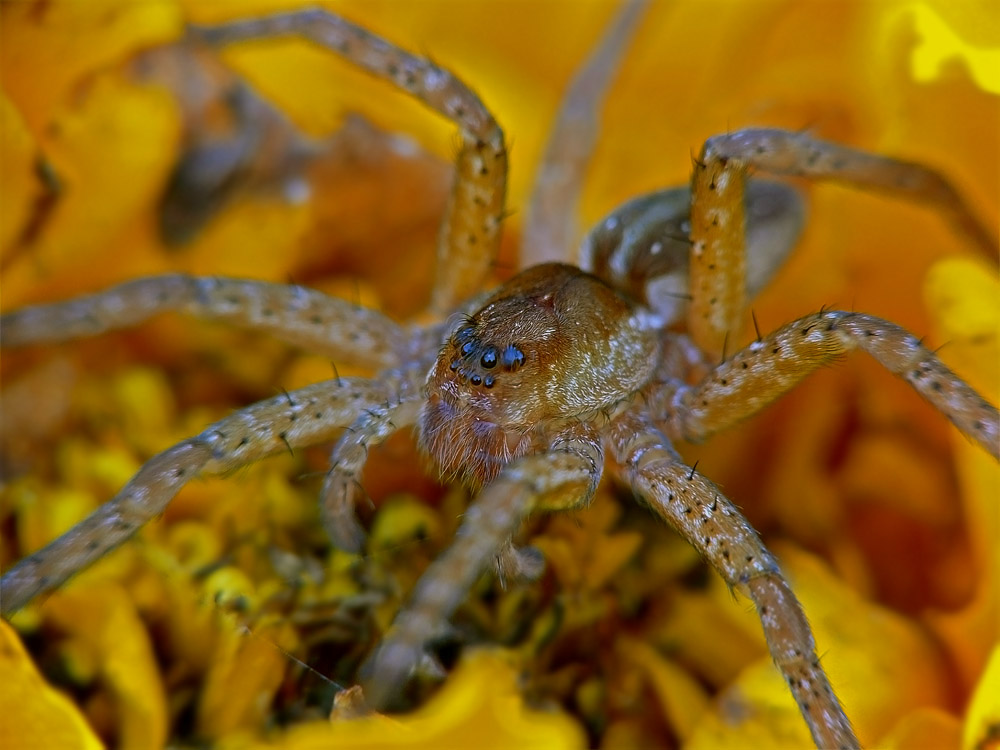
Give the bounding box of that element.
[361,424,604,710]
[688,128,999,357]
[0,373,421,616]
[320,364,431,553]
[609,409,859,750]
[193,9,508,314]
[1,275,408,368]
[655,309,999,459]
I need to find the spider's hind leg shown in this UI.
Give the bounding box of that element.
[520,0,649,267]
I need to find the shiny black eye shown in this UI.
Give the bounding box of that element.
[470,374,482,386]
[480,348,497,368]
[483,374,495,388]
[460,341,475,356]
[449,359,460,371]
[501,345,525,370]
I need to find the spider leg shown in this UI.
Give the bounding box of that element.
[521,0,648,266]
[493,540,546,586]
[321,367,427,552]
[0,377,393,616]
[193,10,507,315]
[655,310,999,458]
[706,129,999,262]
[609,409,859,750]
[688,128,999,357]
[361,424,604,709]
[580,181,803,326]
[0,275,407,369]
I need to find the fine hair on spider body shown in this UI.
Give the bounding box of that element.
[1,3,998,749]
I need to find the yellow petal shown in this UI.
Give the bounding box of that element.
[43,586,168,750]
[0,93,40,255]
[0,619,103,750]
[617,637,711,742]
[261,649,585,750]
[924,258,1000,696]
[197,618,292,739]
[688,547,952,748]
[963,645,1000,750]
[878,707,962,750]
[894,1,1000,94]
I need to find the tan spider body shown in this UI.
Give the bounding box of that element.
[1,3,998,748]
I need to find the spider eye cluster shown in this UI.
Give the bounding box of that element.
[447,325,525,389]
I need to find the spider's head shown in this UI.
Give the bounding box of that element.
[419,262,661,487]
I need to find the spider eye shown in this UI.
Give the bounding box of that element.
[460,341,476,356]
[480,348,497,368]
[470,374,482,386]
[454,325,476,348]
[483,374,495,388]
[501,345,525,370]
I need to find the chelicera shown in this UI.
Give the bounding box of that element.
[1,4,997,748]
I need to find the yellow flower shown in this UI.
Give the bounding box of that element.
[1,1,995,748]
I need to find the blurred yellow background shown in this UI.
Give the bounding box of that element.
[1,1,997,748]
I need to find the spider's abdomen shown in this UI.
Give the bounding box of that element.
[419,263,661,486]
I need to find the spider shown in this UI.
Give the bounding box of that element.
[1,2,998,748]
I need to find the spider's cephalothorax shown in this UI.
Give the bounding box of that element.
[1,4,997,749]
[421,263,660,488]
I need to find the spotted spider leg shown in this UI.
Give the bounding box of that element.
[0,376,410,616]
[654,310,1000,459]
[0,275,408,369]
[1,7,509,617]
[319,364,430,553]
[637,311,999,747]
[193,8,508,315]
[359,422,605,709]
[688,128,1000,356]
[608,408,858,750]
[521,0,648,266]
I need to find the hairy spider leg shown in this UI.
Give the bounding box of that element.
[521,0,649,266]
[651,310,999,459]
[193,9,508,315]
[611,407,858,749]
[0,275,408,368]
[0,377,401,615]
[321,367,428,553]
[689,128,999,357]
[360,423,604,709]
